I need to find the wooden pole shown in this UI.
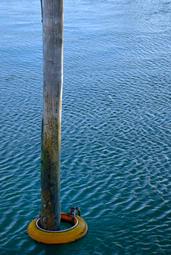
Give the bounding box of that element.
[40,0,63,230]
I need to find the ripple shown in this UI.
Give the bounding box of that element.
[1,0,171,254]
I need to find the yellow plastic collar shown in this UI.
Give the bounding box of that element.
[27,213,88,244]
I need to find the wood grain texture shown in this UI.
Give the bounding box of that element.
[40,0,63,230]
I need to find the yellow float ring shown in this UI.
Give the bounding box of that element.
[27,212,88,244]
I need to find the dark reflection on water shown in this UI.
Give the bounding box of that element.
[0,0,171,254]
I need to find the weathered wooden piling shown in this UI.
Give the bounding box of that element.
[40,0,63,231]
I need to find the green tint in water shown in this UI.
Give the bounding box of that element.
[0,0,171,254]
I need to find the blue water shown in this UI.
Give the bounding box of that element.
[0,0,171,254]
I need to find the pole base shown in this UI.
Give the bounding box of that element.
[27,212,88,244]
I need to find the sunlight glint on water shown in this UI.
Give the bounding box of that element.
[0,0,171,254]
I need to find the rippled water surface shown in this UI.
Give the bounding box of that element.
[0,0,171,254]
